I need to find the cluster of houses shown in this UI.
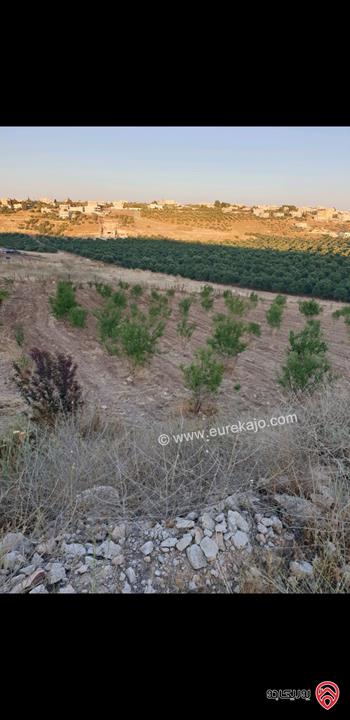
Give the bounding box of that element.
[1,197,350,228]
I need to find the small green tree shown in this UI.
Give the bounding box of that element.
[179,297,193,316]
[0,288,9,305]
[177,317,197,347]
[95,282,112,298]
[68,305,87,328]
[96,303,123,347]
[50,280,76,319]
[249,292,259,307]
[275,295,287,306]
[208,314,247,358]
[245,322,261,337]
[299,299,322,317]
[181,347,224,413]
[119,317,165,371]
[333,305,350,329]
[14,324,25,346]
[278,320,332,393]
[224,293,246,316]
[266,303,283,329]
[200,285,214,311]
[112,290,127,309]
[131,284,143,298]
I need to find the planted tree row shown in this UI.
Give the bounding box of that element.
[3,231,350,301]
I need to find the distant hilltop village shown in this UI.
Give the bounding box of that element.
[1,197,350,221]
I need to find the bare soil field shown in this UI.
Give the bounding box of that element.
[2,208,350,243]
[1,250,349,437]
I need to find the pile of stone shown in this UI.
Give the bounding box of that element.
[0,489,336,594]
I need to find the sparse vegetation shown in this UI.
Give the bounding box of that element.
[208,314,247,358]
[181,347,224,413]
[245,322,261,337]
[279,320,332,393]
[50,280,77,319]
[179,297,193,316]
[130,284,143,298]
[299,299,322,317]
[177,317,197,347]
[14,324,25,346]
[0,288,9,305]
[112,290,127,309]
[95,282,113,298]
[119,314,165,372]
[68,305,87,328]
[223,291,246,316]
[266,295,287,329]
[200,284,214,311]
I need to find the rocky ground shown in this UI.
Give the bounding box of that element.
[1,485,340,594]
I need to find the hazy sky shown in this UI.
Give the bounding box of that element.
[1,126,350,208]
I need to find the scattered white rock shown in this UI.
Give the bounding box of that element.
[62,542,86,559]
[112,523,127,542]
[186,544,207,570]
[2,551,26,572]
[125,567,136,584]
[176,518,195,530]
[58,584,76,594]
[200,537,219,561]
[29,584,48,594]
[194,527,203,544]
[122,581,132,593]
[77,564,89,574]
[96,540,122,560]
[200,513,215,531]
[47,563,67,585]
[274,494,320,520]
[215,521,227,533]
[310,492,334,510]
[140,541,154,556]
[10,569,46,594]
[261,517,274,527]
[257,523,268,535]
[176,534,192,552]
[0,532,29,554]
[225,495,239,510]
[228,510,249,533]
[271,517,283,534]
[214,532,225,551]
[37,538,57,555]
[232,531,249,549]
[160,537,178,548]
[290,560,314,578]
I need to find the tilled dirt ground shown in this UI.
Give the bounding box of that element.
[1,251,349,435]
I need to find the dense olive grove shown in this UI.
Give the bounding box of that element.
[2,232,350,301]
